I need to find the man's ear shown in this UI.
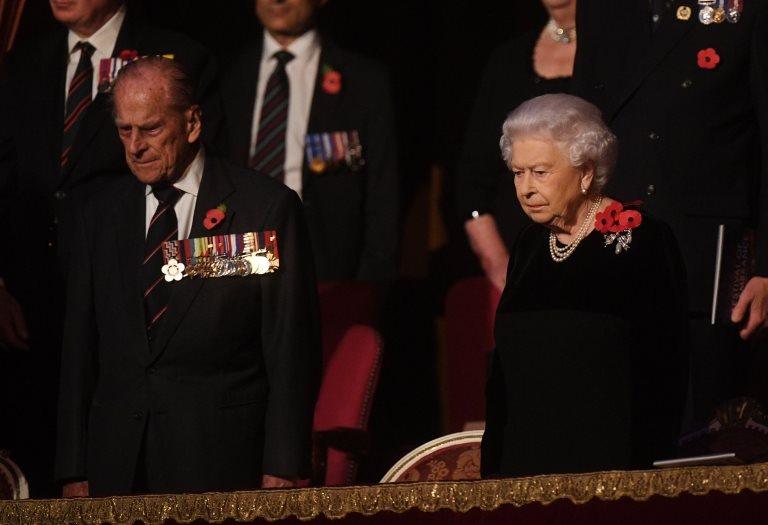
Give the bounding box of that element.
[186,105,202,144]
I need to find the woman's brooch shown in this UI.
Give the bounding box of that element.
[594,202,642,254]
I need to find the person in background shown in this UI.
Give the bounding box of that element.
[0,0,217,496]
[219,0,399,283]
[482,94,689,478]
[56,57,320,497]
[572,0,768,429]
[456,0,576,291]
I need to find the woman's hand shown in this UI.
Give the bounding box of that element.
[62,480,89,498]
[464,214,509,292]
[731,276,768,340]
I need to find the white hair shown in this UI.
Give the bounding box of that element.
[499,94,618,193]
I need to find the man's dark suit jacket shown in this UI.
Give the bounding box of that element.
[0,9,217,497]
[0,10,217,323]
[56,155,321,496]
[572,0,768,313]
[219,34,398,282]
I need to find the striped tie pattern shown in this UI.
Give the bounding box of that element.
[143,186,183,337]
[61,41,95,168]
[249,50,295,181]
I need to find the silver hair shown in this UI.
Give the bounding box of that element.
[499,94,617,193]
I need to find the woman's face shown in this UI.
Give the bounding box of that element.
[510,137,591,230]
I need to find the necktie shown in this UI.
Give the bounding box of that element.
[61,41,95,168]
[249,50,295,182]
[143,186,183,337]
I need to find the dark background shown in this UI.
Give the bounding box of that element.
[13,0,548,483]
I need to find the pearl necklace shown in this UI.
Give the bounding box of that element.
[548,196,603,263]
[546,19,577,44]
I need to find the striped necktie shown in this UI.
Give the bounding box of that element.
[143,186,183,338]
[249,50,295,181]
[61,41,95,169]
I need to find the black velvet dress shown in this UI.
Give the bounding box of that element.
[481,214,689,478]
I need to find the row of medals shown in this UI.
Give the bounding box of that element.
[185,252,272,278]
[683,0,741,24]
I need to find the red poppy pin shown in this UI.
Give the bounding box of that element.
[697,48,720,70]
[594,201,643,254]
[118,49,139,60]
[321,65,342,95]
[203,204,227,231]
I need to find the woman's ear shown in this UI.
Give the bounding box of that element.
[580,162,596,194]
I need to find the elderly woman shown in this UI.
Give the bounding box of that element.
[481,94,689,478]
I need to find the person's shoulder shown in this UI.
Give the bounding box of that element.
[3,29,65,73]
[485,31,539,68]
[322,38,389,81]
[210,156,299,205]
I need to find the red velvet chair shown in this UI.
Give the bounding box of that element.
[312,325,383,486]
[443,277,501,432]
[317,282,379,364]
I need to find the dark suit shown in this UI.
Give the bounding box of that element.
[0,10,217,496]
[56,156,321,496]
[219,34,398,282]
[573,0,768,423]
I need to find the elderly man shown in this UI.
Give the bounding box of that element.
[56,57,320,497]
[0,0,216,495]
[219,0,398,283]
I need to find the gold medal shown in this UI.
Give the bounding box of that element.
[677,6,692,20]
[309,158,326,173]
[713,7,726,23]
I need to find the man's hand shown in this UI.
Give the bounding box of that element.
[464,214,509,292]
[0,285,29,350]
[62,481,89,498]
[261,474,298,489]
[731,276,768,340]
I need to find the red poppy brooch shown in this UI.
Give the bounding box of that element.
[203,204,227,231]
[594,202,642,254]
[697,48,720,70]
[321,65,342,95]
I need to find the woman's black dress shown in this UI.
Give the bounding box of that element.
[481,215,689,477]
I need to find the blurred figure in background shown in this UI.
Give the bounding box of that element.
[219,0,399,284]
[456,0,576,291]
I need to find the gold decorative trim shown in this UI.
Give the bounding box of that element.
[2,462,768,524]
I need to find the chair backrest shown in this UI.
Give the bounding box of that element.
[380,430,484,483]
[443,277,501,432]
[313,324,383,485]
[0,451,29,500]
[318,282,379,364]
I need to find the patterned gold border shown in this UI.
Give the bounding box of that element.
[2,462,767,524]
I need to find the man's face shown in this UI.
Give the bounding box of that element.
[255,0,324,38]
[49,0,120,34]
[113,76,200,186]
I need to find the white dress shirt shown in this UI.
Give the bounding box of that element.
[145,148,205,240]
[249,30,321,198]
[65,4,126,102]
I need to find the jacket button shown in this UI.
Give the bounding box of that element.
[648,132,660,141]
[54,191,67,201]
[681,79,693,88]
[132,411,143,420]
[593,82,605,90]
[646,184,656,196]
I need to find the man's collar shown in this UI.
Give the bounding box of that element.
[262,28,320,65]
[67,3,126,54]
[145,147,205,198]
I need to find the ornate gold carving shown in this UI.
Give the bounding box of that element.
[2,462,768,524]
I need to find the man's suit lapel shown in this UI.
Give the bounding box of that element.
[604,0,696,121]
[303,39,345,188]
[62,12,138,186]
[227,39,263,166]
[114,177,152,359]
[147,156,236,363]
